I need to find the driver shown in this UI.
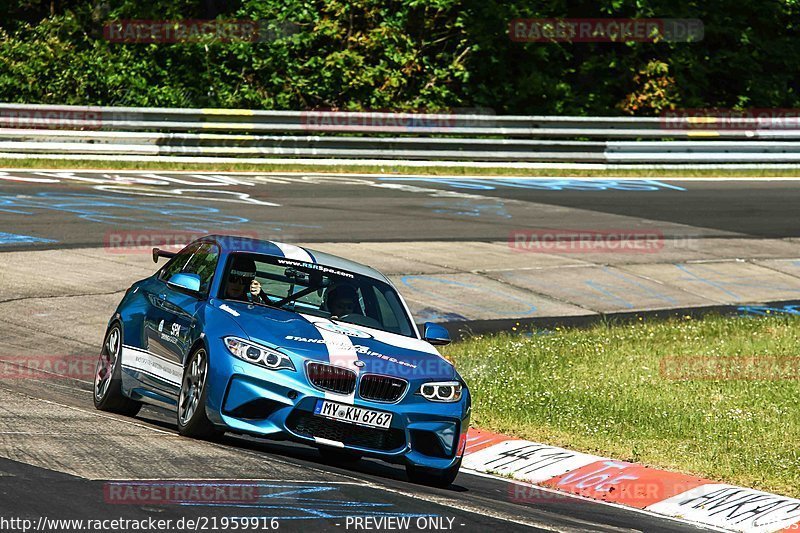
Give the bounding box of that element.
[325,284,361,318]
[225,256,268,305]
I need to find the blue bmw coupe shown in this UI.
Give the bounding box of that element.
[94,235,470,486]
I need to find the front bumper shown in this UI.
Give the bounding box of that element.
[204,340,470,470]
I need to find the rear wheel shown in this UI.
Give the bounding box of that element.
[93,324,142,416]
[406,459,462,488]
[177,347,222,439]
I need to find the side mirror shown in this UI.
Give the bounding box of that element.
[423,322,451,346]
[152,247,177,263]
[167,273,201,293]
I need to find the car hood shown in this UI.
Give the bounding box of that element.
[210,300,455,380]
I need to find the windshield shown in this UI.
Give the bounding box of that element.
[219,253,415,338]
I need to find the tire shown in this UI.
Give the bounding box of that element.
[177,347,222,439]
[93,324,142,416]
[318,447,362,464]
[406,458,462,488]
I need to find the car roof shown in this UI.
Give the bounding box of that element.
[201,235,390,283]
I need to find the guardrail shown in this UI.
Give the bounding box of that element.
[1,103,799,165]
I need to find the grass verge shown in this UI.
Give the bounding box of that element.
[443,314,800,497]
[4,157,800,177]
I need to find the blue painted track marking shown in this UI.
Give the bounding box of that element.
[676,263,800,300]
[738,304,800,316]
[0,192,321,234]
[377,178,687,192]
[427,199,512,219]
[600,266,679,306]
[223,511,435,519]
[152,482,439,520]
[412,307,468,322]
[498,271,621,309]
[400,275,537,316]
[0,192,247,232]
[674,264,744,300]
[583,281,635,309]
[498,268,678,310]
[0,232,57,245]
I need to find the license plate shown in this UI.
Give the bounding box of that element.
[313,400,393,429]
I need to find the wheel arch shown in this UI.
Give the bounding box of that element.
[185,336,210,367]
[106,314,124,341]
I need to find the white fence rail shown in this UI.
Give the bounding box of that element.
[1,103,799,164]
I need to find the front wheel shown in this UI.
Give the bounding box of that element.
[93,324,142,416]
[177,347,222,439]
[406,459,462,488]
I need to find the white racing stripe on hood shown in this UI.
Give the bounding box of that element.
[326,320,442,356]
[301,314,360,405]
[273,241,314,262]
[360,326,442,356]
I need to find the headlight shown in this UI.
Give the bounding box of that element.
[223,337,295,371]
[419,381,463,402]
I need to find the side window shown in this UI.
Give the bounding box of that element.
[182,243,219,294]
[158,244,200,282]
[372,286,401,333]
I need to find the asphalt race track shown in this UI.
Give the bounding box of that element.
[0,375,708,533]
[2,172,800,247]
[5,170,799,532]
